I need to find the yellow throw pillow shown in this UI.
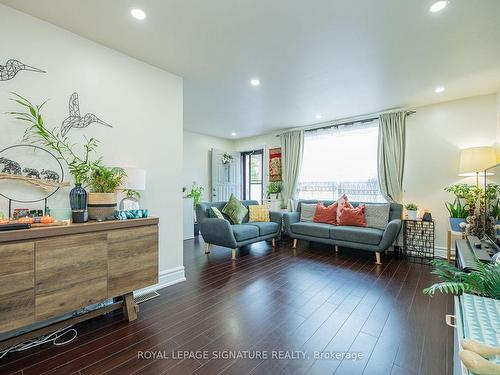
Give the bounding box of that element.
[248,205,270,222]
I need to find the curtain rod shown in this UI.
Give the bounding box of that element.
[275,109,416,137]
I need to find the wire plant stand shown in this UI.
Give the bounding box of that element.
[403,219,435,264]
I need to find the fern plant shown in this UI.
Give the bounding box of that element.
[88,165,127,193]
[423,258,500,300]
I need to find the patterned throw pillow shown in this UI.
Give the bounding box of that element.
[248,205,270,222]
[207,207,225,219]
[300,203,317,222]
[313,202,338,225]
[222,194,248,224]
[364,203,390,229]
[338,204,367,227]
[336,194,353,222]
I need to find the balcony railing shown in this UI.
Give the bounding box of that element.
[297,179,385,202]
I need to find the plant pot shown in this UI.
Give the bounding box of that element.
[407,210,418,220]
[449,217,466,232]
[88,192,117,220]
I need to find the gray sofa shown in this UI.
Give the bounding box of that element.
[196,200,283,260]
[283,200,402,264]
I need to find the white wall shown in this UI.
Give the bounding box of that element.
[405,94,497,249]
[183,130,233,200]
[0,5,184,284]
[231,94,499,251]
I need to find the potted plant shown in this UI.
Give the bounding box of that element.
[423,258,500,300]
[8,93,101,222]
[444,184,472,232]
[184,182,204,235]
[87,165,127,220]
[266,181,282,199]
[405,203,418,220]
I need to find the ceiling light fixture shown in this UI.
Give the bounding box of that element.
[435,86,445,93]
[131,8,146,20]
[231,132,237,137]
[430,1,448,13]
[250,79,260,86]
[315,114,323,119]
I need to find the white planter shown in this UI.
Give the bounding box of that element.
[407,210,418,220]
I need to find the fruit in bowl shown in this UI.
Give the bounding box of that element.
[40,216,55,224]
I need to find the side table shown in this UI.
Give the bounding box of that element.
[403,219,435,263]
[447,229,466,263]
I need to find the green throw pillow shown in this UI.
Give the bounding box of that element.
[222,194,248,224]
[207,207,225,219]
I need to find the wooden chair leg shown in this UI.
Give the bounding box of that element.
[231,248,237,260]
[271,238,276,247]
[123,292,138,322]
[292,239,297,249]
[375,252,382,265]
[204,243,211,254]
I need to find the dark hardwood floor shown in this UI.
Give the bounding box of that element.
[0,237,454,375]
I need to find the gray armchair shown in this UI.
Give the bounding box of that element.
[196,200,283,260]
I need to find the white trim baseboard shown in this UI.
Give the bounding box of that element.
[134,266,186,297]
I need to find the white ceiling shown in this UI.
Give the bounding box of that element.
[1,0,500,139]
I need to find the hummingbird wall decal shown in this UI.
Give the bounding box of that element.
[61,93,113,136]
[0,59,46,81]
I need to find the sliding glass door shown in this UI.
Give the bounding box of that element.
[241,150,263,203]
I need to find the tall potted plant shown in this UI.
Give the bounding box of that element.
[444,184,471,232]
[87,165,126,220]
[184,182,204,236]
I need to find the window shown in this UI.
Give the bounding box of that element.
[297,120,385,202]
[241,150,263,203]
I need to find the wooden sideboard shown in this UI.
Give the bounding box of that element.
[0,218,159,345]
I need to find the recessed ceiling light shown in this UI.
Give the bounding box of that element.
[315,114,323,119]
[430,1,448,13]
[250,79,260,86]
[131,8,146,20]
[435,86,445,93]
[231,132,237,137]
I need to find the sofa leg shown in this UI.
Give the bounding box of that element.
[204,243,211,254]
[231,248,237,260]
[335,245,339,253]
[384,249,388,255]
[292,239,297,249]
[375,252,382,265]
[271,238,276,248]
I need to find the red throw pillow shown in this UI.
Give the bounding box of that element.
[313,202,338,225]
[338,204,367,227]
[336,194,353,222]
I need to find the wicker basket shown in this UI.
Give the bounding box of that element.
[88,192,117,220]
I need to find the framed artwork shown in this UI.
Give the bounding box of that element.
[268,147,282,182]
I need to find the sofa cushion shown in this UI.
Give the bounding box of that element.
[231,224,259,241]
[365,203,390,229]
[330,226,383,245]
[223,194,249,224]
[300,203,317,222]
[338,204,367,227]
[248,205,270,222]
[290,222,334,238]
[314,202,338,225]
[247,222,279,236]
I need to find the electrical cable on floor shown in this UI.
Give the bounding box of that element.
[0,325,77,360]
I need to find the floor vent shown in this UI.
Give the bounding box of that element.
[134,291,160,305]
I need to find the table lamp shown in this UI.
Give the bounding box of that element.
[119,168,146,210]
[458,146,496,186]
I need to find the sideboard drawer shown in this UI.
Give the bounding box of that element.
[108,225,158,296]
[0,242,35,332]
[35,233,108,320]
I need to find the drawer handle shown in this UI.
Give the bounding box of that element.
[446,314,456,328]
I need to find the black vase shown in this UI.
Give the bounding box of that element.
[70,183,87,210]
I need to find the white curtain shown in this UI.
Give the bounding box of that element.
[280,130,304,208]
[377,112,407,203]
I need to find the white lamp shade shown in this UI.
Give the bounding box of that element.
[458,146,496,176]
[122,168,146,190]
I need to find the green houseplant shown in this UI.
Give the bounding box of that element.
[87,165,127,220]
[266,181,282,199]
[444,184,472,232]
[423,258,500,300]
[183,182,204,236]
[405,203,418,220]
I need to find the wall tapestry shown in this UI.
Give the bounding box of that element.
[0,59,46,81]
[61,92,112,136]
[269,147,282,182]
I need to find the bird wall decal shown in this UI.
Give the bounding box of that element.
[61,92,112,136]
[0,59,46,81]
